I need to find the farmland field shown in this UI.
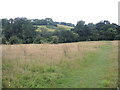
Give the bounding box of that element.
[2,41,118,88]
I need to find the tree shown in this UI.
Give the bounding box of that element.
[74,20,91,41]
[2,17,36,44]
[2,17,119,44]
[87,23,99,41]
[32,18,57,26]
[95,20,117,40]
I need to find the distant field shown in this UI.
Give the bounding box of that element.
[57,25,74,30]
[2,41,118,88]
[35,24,74,32]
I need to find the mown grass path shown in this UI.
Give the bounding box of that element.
[58,42,117,88]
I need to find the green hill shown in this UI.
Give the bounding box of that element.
[35,24,74,32]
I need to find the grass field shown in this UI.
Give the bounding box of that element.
[35,24,74,32]
[2,41,118,88]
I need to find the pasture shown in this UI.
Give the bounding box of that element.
[2,41,118,88]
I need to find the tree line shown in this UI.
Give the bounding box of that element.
[2,17,120,44]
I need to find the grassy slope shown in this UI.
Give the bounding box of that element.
[2,41,118,88]
[57,25,74,30]
[35,24,74,32]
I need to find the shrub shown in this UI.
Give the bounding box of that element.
[9,36,21,44]
[50,36,59,44]
[2,37,7,44]
[34,36,49,44]
[101,80,110,87]
[115,34,120,40]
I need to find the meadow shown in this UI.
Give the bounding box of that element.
[2,41,118,88]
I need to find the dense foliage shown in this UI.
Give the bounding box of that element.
[2,17,119,44]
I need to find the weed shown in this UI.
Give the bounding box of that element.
[101,80,110,87]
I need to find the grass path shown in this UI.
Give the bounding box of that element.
[57,42,117,88]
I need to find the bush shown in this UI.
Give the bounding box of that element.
[34,36,49,44]
[101,80,110,87]
[115,34,120,40]
[9,36,21,44]
[50,36,59,44]
[33,36,43,44]
[2,37,7,44]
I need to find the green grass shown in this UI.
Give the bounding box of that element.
[63,42,117,88]
[56,42,116,88]
[2,41,118,88]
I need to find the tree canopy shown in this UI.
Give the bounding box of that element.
[2,17,119,44]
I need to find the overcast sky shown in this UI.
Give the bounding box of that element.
[0,0,119,25]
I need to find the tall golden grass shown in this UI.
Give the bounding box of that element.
[2,41,107,64]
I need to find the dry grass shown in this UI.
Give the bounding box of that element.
[2,41,105,64]
[2,42,101,73]
[57,25,74,30]
[110,41,118,47]
[35,25,55,32]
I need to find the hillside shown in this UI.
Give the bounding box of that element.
[35,24,74,32]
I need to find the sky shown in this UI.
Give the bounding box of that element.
[0,0,119,25]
